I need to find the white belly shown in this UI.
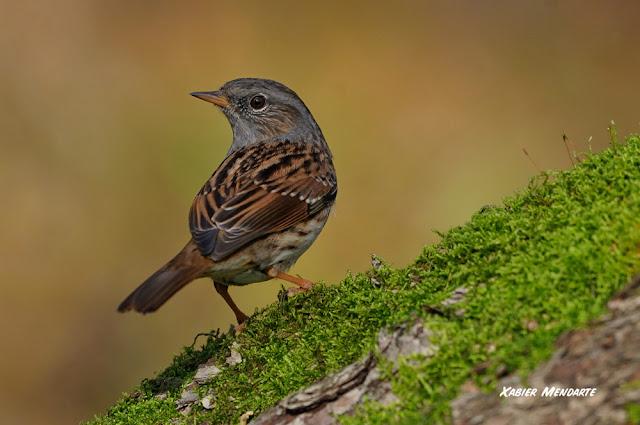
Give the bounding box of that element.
[203,209,330,286]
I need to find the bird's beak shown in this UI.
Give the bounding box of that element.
[190,91,230,108]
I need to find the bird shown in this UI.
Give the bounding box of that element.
[118,78,337,326]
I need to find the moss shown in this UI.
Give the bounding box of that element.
[85,131,640,425]
[622,381,640,424]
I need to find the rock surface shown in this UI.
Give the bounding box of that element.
[451,276,640,425]
[251,320,437,425]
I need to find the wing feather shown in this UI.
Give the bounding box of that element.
[188,140,336,261]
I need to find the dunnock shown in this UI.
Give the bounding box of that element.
[118,78,337,325]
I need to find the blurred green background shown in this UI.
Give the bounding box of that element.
[2,1,640,423]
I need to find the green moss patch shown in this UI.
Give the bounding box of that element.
[86,130,640,425]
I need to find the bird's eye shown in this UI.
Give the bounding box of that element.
[249,95,267,110]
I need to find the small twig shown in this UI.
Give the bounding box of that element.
[522,148,541,172]
[562,134,575,166]
[278,285,288,310]
[190,330,219,349]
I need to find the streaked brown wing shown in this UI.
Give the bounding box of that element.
[189,140,336,261]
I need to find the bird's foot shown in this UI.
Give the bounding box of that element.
[286,286,309,297]
[234,321,247,334]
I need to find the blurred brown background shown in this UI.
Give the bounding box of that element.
[1,1,640,424]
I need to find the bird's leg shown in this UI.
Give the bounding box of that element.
[214,282,250,326]
[267,269,313,294]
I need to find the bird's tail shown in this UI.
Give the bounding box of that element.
[118,240,212,314]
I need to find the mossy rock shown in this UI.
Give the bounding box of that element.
[86,130,640,425]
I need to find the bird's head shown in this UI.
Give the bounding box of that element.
[191,78,324,153]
